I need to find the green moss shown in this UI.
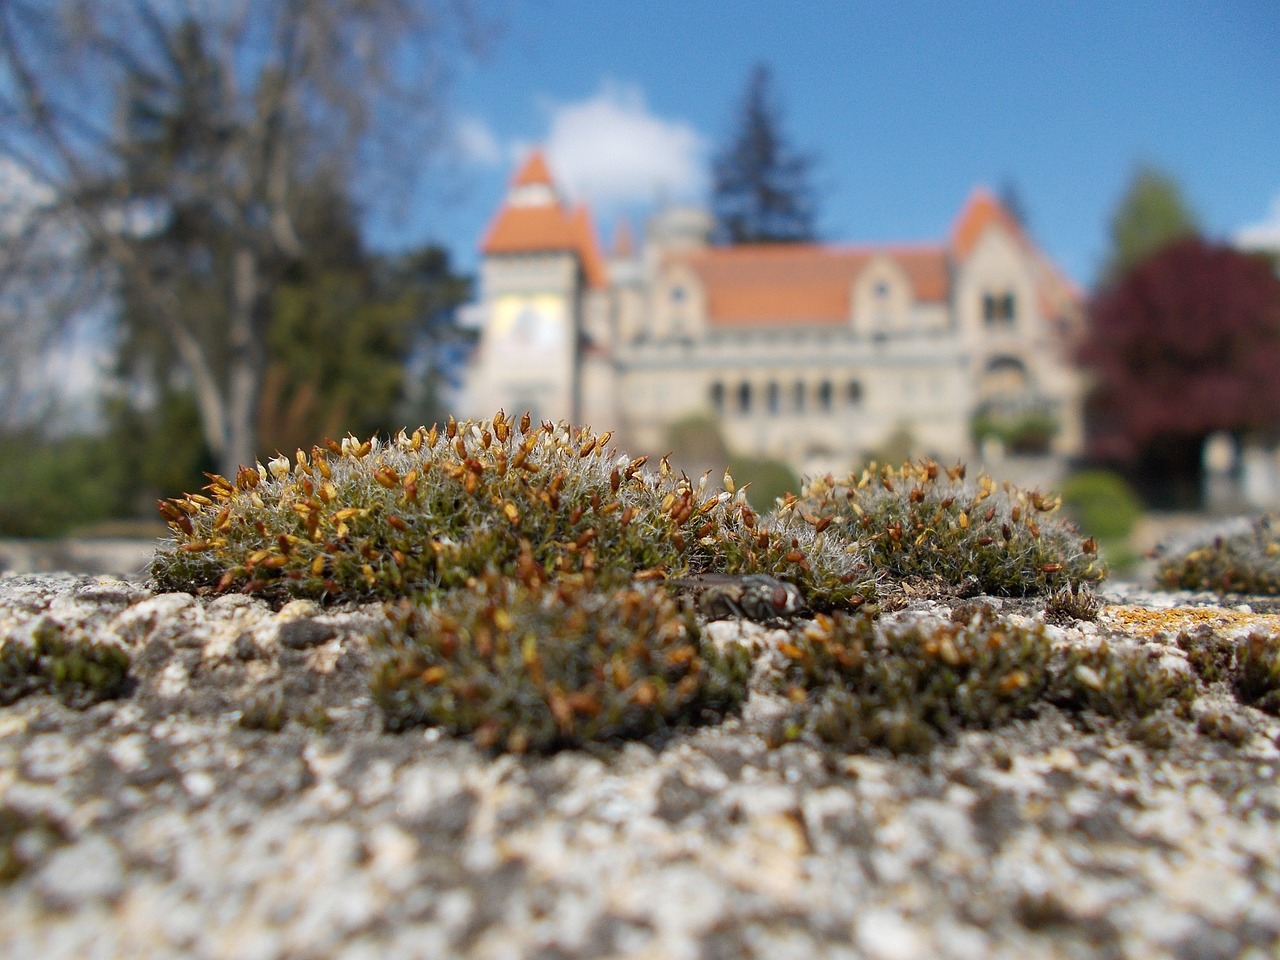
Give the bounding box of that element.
[773,608,1197,755]
[1044,583,1101,622]
[773,608,1056,754]
[1157,516,1280,595]
[237,689,288,732]
[0,805,67,885]
[787,461,1105,599]
[1235,631,1280,714]
[0,620,132,709]
[150,413,876,609]
[1051,641,1195,717]
[371,577,752,753]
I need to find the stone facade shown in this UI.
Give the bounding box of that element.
[463,151,1086,478]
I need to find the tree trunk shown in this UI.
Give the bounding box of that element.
[223,246,265,476]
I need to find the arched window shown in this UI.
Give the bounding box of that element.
[737,381,752,413]
[793,380,806,412]
[766,381,780,415]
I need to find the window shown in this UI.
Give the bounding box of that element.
[766,381,780,415]
[737,381,752,413]
[817,380,833,412]
[846,380,863,406]
[982,291,1017,327]
[709,381,725,413]
[793,380,806,412]
[874,280,890,298]
[670,285,686,303]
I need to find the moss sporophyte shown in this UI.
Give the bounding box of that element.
[150,412,875,608]
[146,412,1138,753]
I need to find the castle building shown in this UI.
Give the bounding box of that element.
[463,150,1087,479]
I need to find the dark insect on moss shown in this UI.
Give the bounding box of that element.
[787,460,1105,599]
[1156,516,1280,595]
[150,413,876,609]
[371,577,752,753]
[0,620,132,709]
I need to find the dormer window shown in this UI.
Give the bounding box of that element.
[874,281,890,298]
[670,285,686,303]
[982,291,1017,327]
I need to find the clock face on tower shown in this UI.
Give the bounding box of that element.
[491,294,567,354]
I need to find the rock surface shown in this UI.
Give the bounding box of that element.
[1,572,1279,959]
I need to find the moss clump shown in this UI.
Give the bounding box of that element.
[1045,583,1102,623]
[0,805,67,885]
[774,608,1197,755]
[1233,632,1280,714]
[788,461,1105,599]
[1157,516,1280,595]
[0,620,132,709]
[1052,641,1194,718]
[151,413,875,608]
[371,577,752,753]
[774,608,1057,754]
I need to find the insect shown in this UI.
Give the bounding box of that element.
[663,572,806,622]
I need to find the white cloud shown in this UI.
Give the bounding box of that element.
[1235,193,1280,252]
[455,116,503,167]
[541,82,707,210]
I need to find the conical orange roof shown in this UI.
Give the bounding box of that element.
[511,149,554,188]
[480,150,607,288]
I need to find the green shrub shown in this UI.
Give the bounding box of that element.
[0,430,131,537]
[726,455,801,513]
[1059,470,1143,542]
[1157,516,1280,594]
[372,577,752,752]
[151,413,877,609]
[787,460,1104,598]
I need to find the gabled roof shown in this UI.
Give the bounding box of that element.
[950,187,1026,259]
[680,244,950,327]
[480,149,607,288]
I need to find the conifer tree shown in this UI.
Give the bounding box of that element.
[1101,164,1200,284]
[711,63,817,245]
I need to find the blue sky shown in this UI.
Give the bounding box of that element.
[382,0,1279,289]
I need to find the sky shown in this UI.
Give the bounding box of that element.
[385,0,1280,289]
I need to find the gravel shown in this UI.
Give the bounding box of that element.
[1,572,1279,959]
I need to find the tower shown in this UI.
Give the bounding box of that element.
[465,150,606,424]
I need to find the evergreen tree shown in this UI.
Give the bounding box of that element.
[711,63,817,245]
[1101,164,1200,283]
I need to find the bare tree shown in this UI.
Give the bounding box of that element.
[0,0,490,473]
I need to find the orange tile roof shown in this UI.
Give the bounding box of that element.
[679,244,950,326]
[511,149,553,187]
[480,151,607,288]
[950,187,1026,259]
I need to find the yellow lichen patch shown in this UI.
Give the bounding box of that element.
[1102,605,1280,640]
